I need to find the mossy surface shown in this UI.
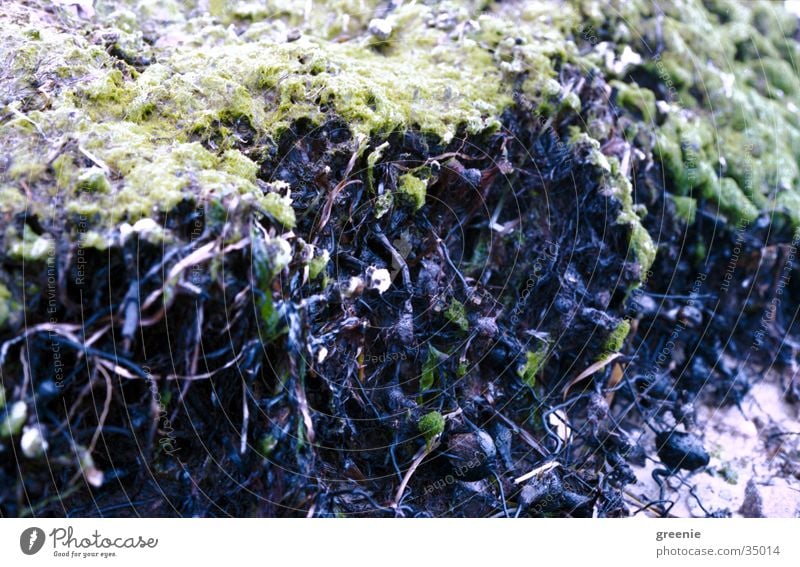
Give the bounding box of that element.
[0,0,660,307]
[580,0,800,227]
[4,0,793,353]
[603,319,631,354]
[3,0,798,519]
[444,298,469,332]
[0,283,13,329]
[0,0,584,237]
[418,410,445,447]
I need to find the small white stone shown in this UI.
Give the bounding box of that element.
[368,18,393,40]
[367,267,391,294]
[21,426,48,459]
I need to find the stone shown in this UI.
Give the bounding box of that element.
[740,478,800,518]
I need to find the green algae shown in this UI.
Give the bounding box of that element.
[444,299,469,332]
[517,343,550,388]
[418,410,445,449]
[397,173,427,211]
[0,0,747,347]
[0,283,14,329]
[0,0,580,239]
[587,0,800,227]
[603,319,631,354]
[6,225,55,262]
[671,195,698,225]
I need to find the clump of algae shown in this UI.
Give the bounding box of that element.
[577,0,800,227]
[1,0,585,242]
[0,0,671,359]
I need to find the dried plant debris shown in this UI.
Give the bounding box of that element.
[1,0,799,517]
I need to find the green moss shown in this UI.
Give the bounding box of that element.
[0,186,26,216]
[418,411,445,449]
[397,173,427,211]
[0,0,582,237]
[307,249,330,281]
[707,177,759,223]
[11,0,785,305]
[517,344,549,388]
[257,186,296,228]
[654,130,684,183]
[76,168,112,194]
[761,58,800,96]
[630,223,657,277]
[775,192,800,226]
[612,81,656,123]
[7,226,55,262]
[595,0,800,229]
[79,231,110,251]
[0,283,13,329]
[444,299,469,332]
[366,142,389,193]
[374,192,393,219]
[603,319,631,354]
[221,150,258,182]
[560,91,582,113]
[420,346,444,396]
[671,196,698,224]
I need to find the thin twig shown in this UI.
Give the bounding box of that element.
[89,364,113,454]
[240,379,249,455]
[390,438,441,512]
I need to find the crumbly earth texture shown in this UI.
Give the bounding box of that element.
[0,0,798,517]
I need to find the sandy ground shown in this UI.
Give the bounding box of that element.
[627,368,800,517]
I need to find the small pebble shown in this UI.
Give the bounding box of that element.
[368,18,393,40]
[655,430,709,471]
